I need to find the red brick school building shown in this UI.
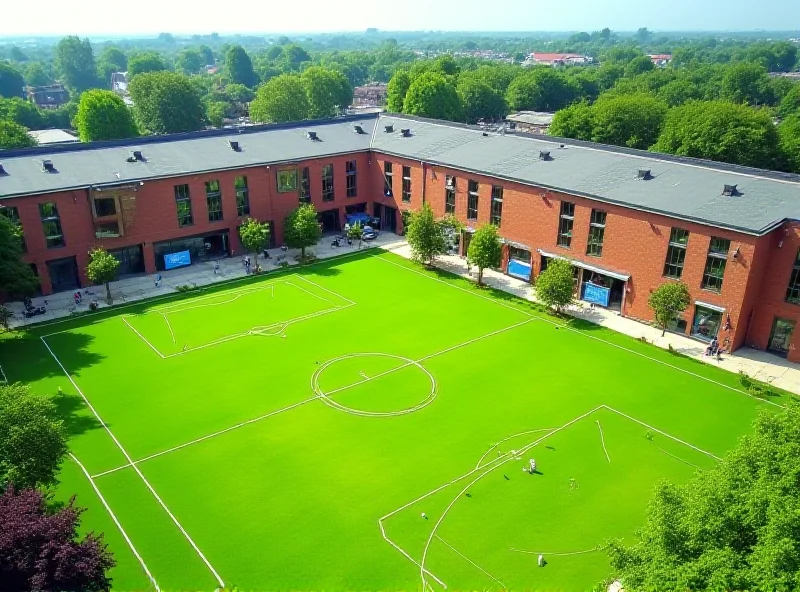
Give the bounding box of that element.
[2,114,800,362]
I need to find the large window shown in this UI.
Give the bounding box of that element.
[586,209,607,257]
[445,176,456,214]
[39,202,65,249]
[384,162,393,197]
[467,180,479,220]
[346,160,357,197]
[557,201,575,248]
[322,164,334,202]
[93,197,117,217]
[490,186,503,226]
[402,166,412,203]
[785,249,800,304]
[235,176,250,216]
[701,237,730,292]
[277,169,298,193]
[663,227,689,278]
[1,206,25,252]
[205,180,223,222]
[174,183,193,227]
[300,167,311,204]
[691,305,722,342]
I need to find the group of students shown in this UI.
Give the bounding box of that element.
[705,337,727,359]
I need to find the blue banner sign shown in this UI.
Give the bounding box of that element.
[507,259,532,280]
[164,250,191,270]
[582,282,610,307]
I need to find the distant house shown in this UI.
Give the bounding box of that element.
[523,53,592,67]
[505,111,555,134]
[648,54,673,67]
[352,83,388,107]
[26,84,69,110]
[111,72,128,95]
[28,129,78,145]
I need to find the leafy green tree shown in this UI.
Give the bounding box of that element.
[23,62,51,87]
[0,97,45,130]
[0,306,12,331]
[0,383,67,490]
[402,72,463,121]
[591,93,667,149]
[175,48,204,75]
[653,100,781,169]
[386,70,411,112]
[96,46,127,82]
[0,61,24,98]
[721,62,773,106]
[8,46,27,62]
[225,45,257,88]
[457,77,507,123]
[602,45,643,64]
[205,101,227,128]
[625,55,655,78]
[85,248,121,304]
[75,90,137,142]
[347,223,363,248]
[54,36,99,93]
[301,66,352,118]
[467,224,502,286]
[250,74,309,123]
[224,83,255,104]
[779,114,800,173]
[281,44,311,70]
[406,203,447,266]
[460,64,521,94]
[549,101,594,140]
[647,281,690,336]
[0,213,38,297]
[283,204,321,261]
[0,120,35,150]
[506,68,577,112]
[779,84,800,118]
[198,45,215,66]
[128,51,168,79]
[535,258,574,313]
[129,71,206,134]
[657,79,703,107]
[238,218,271,271]
[606,403,800,590]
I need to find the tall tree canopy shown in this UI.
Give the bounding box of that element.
[23,62,51,87]
[386,70,411,112]
[75,90,138,142]
[624,55,655,78]
[0,120,35,150]
[175,48,205,75]
[457,77,508,123]
[0,97,45,130]
[250,74,310,123]
[779,114,800,174]
[96,46,127,82]
[402,72,463,121]
[779,84,800,119]
[0,212,39,296]
[549,101,595,140]
[505,68,577,112]
[0,61,24,98]
[301,66,352,118]
[127,51,168,79]
[225,45,257,88]
[129,71,206,134]
[54,36,99,93]
[721,62,774,106]
[591,93,668,150]
[281,44,312,70]
[283,204,321,260]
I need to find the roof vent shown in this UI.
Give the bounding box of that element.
[127,150,143,163]
[482,132,489,137]
[228,140,240,151]
[400,128,411,138]
[384,124,394,133]
[307,131,318,141]
[539,150,551,161]
[353,125,365,134]
[722,184,739,196]
[0,163,6,176]
[42,160,55,173]
[637,169,652,180]
[559,144,565,149]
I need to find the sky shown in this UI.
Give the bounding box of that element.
[2,0,800,37]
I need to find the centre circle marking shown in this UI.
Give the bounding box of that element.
[311,353,437,417]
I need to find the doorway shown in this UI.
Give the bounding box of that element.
[46,256,80,293]
[318,209,340,233]
[768,317,795,358]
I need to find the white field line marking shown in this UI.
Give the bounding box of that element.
[601,405,722,461]
[596,420,611,463]
[510,546,600,557]
[157,312,176,345]
[475,428,559,470]
[70,454,161,592]
[283,280,337,306]
[359,371,369,380]
[293,274,358,306]
[0,363,7,384]
[650,442,703,470]
[122,317,165,359]
[379,253,781,409]
[92,395,323,478]
[40,337,225,588]
[153,284,276,313]
[377,518,448,588]
[435,534,506,590]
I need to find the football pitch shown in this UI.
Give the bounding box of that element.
[1,249,788,591]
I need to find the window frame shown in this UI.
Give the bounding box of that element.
[277,169,298,193]
[92,197,117,218]
[299,167,311,204]
[205,179,223,222]
[445,175,456,214]
[402,165,412,203]
[586,209,607,257]
[490,185,503,226]
[321,164,335,202]
[701,237,730,293]
[467,180,479,220]
[346,160,358,198]
[383,162,393,197]
[39,202,65,249]
[235,176,250,217]
[174,183,193,227]
[786,249,800,304]
[1,205,25,252]
[663,227,690,279]
[557,201,575,248]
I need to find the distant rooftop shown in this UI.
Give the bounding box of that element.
[27,129,78,145]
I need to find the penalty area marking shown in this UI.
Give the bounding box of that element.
[434,534,506,590]
[596,420,611,463]
[510,545,600,557]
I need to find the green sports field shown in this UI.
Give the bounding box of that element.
[1,249,787,591]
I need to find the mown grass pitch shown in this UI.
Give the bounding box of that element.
[0,249,785,591]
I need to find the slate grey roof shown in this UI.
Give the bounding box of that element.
[372,115,800,236]
[0,116,375,199]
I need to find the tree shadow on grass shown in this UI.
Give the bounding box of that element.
[0,331,105,384]
[52,390,103,437]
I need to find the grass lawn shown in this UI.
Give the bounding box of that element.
[0,249,788,591]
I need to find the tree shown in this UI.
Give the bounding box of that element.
[97,46,127,82]
[281,44,312,70]
[625,55,655,78]
[549,101,594,140]
[467,224,502,286]
[657,79,703,107]
[0,383,67,490]
[506,68,577,112]
[779,114,800,173]
[457,77,507,123]
[402,72,463,121]
[175,48,204,75]
[283,204,321,261]
[0,213,38,298]
[779,84,800,119]
[0,61,24,98]
[238,218,270,271]
[8,46,27,62]
[54,36,99,93]
[198,45,215,66]
[0,97,45,130]
[24,62,51,87]
[653,100,782,169]
[591,93,667,149]
[0,120,35,150]
[129,71,206,134]
[85,248,120,304]
[606,403,800,591]
[75,90,137,142]
[347,223,363,248]
[301,66,352,118]
[224,83,255,104]
[0,486,115,590]
[535,258,574,313]
[250,74,309,123]
[225,45,257,88]
[127,51,168,79]
[406,203,447,266]
[647,281,690,336]
[721,62,773,106]
[386,70,411,112]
